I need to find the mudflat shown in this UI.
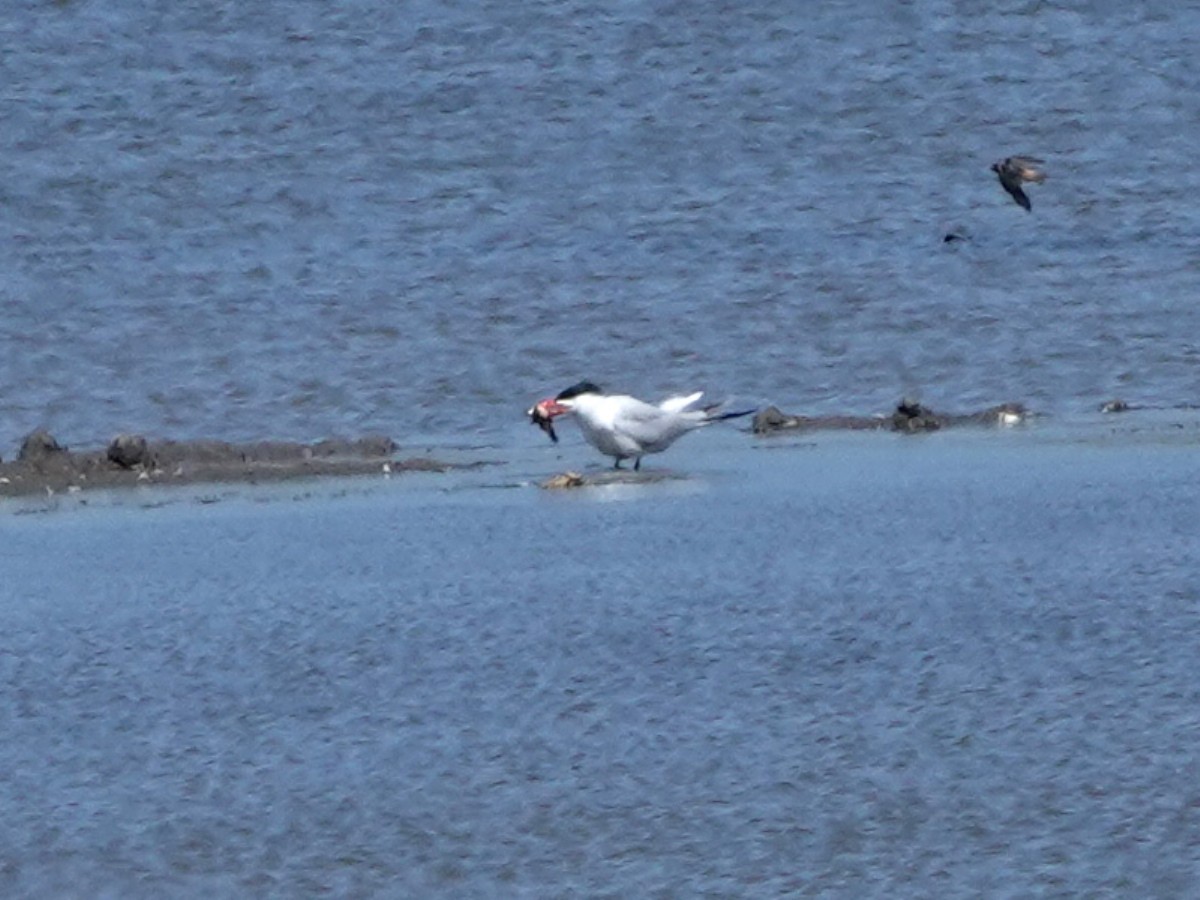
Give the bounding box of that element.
[0,397,1148,501]
[0,431,454,499]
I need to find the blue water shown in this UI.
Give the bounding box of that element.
[5,1,1200,896]
[2,1,1200,449]
[4,429,1200,896]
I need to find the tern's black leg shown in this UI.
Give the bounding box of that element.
[613,458,623,470]
[634,457,641,471]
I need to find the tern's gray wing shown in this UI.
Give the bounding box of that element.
[608,401,680,444]
[618,400,674,428]
[616,403,705,453]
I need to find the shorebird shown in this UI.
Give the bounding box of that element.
[991,155,1046,211]
[528,381,754,470]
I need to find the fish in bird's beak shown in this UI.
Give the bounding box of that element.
[527,398,567,443]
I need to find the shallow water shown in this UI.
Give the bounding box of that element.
[4,427,1200,896]
[3,1,1200,450]
[5,1,1200,895]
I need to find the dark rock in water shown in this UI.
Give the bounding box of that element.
[752,406,797,434]
[18,429,65,462]
[1101,399,1130,413]
[891,400,942,432]
[891,399,1027,431]
[107,434,150,469]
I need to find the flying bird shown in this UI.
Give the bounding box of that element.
[991,156,1046,211]
[528,381,754,470]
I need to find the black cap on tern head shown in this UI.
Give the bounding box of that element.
[556,381,603,401]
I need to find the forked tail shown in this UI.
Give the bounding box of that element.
[705,407,757,423]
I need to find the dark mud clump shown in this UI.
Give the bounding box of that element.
[0,431,458,499]
[18,429,66,463]
[891,399,946,432]
[753,399,1028,435]
[107,434,150,469]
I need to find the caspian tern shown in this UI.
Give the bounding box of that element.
[528,381,754,470]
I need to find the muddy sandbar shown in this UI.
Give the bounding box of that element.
[0,432,463,499]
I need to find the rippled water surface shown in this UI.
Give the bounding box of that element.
[3,0,1200,448]
[5,430,1200,896]
[5,2,1200,897]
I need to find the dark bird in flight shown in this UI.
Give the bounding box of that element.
[991,156,1046,211]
